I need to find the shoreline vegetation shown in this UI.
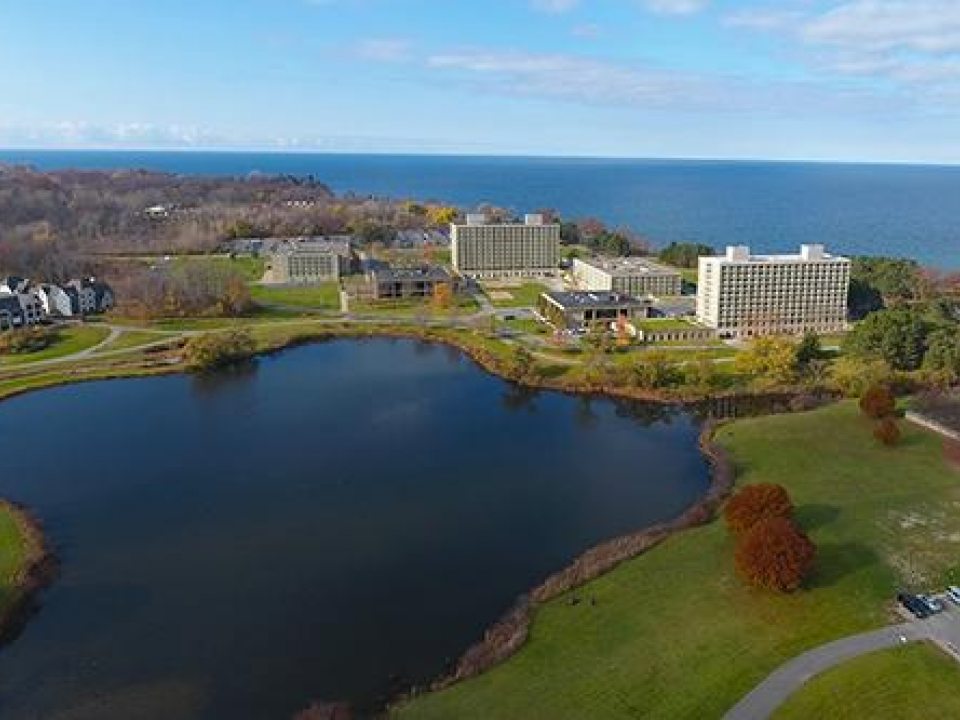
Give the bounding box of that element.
[0,500,57,648]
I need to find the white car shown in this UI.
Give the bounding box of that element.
[946,586,960,605]
[921,594,945,613]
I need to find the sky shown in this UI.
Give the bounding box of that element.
[2,0,960,162]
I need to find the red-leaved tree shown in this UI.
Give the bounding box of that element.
[735,517,817,592]
[724,483,794,536]
[874,417,902,446]
[859,384,896,419]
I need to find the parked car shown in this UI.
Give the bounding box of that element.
[946,586,960,605]
[898,592,931,619]
[920,594,945,613]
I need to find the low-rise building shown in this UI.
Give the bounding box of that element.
[266,237,355,284]
[537,291,651,329]
[65,278,114,314]
[696,244,850,338]
[572,256,683,298]
[0,291,45,329]
[37,284,76,317]
[368,264,455,300]
[451,213,559,279]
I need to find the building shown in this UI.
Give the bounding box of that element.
[64,278,115,314]
[36,284,76,317]
[572,256,682,298]
[696,245,851,339]
[368,264,455,300]
[0,276,29,295]
[266,238,355,284]
[451,214,559,278]
[0,291,45,329]
[537,291,651,330]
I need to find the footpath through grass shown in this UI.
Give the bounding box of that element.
[0,325,111,367]
[773,643,960,719]
[396,402,960,719]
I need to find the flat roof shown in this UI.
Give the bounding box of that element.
[542,291,649,309]
[576,255,680,277]
[372,265,451,282]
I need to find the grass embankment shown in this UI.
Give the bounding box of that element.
[773,643,960,719]
[0,325,111,366]
[249,282,341,309]
[396,402,960,719]
[0,501,51,641]
[92,330,173,354]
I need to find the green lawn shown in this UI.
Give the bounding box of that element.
[249,282,341,310]
[774,643,960,719]
[0,325,111,366]
[172,254,266,281]
[484,282,549,308]
[93,330,172,354]
[396,402,960,719]
[0,502,44,628]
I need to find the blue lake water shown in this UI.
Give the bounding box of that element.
[1,150,958,269]
[0,339,708,718]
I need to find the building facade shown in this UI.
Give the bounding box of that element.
[538,291,651,329]
[267,238,354,284]
[696,245,851,338]
[368,265,455,300]
[572,256,682,298]
[0,292,45,329]
[451,214,559,278]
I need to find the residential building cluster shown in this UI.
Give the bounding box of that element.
[696,244,851,339]
[0,276,114,330]
[451,214,560,279]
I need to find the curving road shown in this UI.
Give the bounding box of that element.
[724,607,960,720]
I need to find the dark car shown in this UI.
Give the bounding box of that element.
[898,592,931,619]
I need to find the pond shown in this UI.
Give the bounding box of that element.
[0,339,709,718]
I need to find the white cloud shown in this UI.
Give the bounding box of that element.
[643,0,709,16]
[724,8,805,30]
[531,0,580,13]
[353,38,411,62]
[803,1,960,54]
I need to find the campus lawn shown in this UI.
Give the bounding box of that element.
[249,282,341,310]
[773,643,960,719]
[92,329,173,354]
[0,325,111,366]
[396,402,960,719]
[484,282,549,308]
[172,254,266,281]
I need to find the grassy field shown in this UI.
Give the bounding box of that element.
[396,402,960,719]
[0,504,36,624]
[92,330,173,354]
[484,282,549,308]
[170,254,266,281]
[773,643,960,719]
[249,282,341,309]
[0,325,111,366]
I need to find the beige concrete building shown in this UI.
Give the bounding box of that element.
[538,291,651,330]
[572,256,682,298]
[696,244,850,338]
[267,238,354,284]
[451,214,559,278]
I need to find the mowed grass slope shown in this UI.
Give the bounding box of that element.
[0,505,38,621]
[773,643,960,719]
[0,325,111,366]
[396,402,960,719]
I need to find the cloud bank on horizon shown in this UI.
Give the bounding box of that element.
[2,0,960,162]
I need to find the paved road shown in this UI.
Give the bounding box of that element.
[724,607,960,720]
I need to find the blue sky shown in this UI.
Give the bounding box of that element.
[2,0,960,162]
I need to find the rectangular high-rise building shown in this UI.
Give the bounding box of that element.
[696,244,850,338]
[451,214,560,278]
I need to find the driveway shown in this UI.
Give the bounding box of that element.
[724,605,960,720]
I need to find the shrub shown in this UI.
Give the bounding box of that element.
[859,384,896,419]
[184,330,256,371]
[734,517,817,592]
[724,483,794,535]
[0,326,57,355]
[873,417,902,446]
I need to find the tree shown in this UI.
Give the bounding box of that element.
[432,281,453,311]
[631,350,677,389]
[510,344,536,382]
[843,308,929,371]
[658,242,715,269]
[829,356,894,397]
[683,357,720,391]
[735,336,799,386]
[923,328,960,382]
[859,384,896,419]
[735,517,816,593]
[850,256,921,304]
[724,483,794,535]
[185,330,256,371]
[873,417,902,446]
[796,331,822,366]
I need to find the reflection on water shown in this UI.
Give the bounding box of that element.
[0,339,709,718]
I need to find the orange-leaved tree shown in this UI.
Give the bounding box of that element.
[723,483,794,536]
[734,517,817,593]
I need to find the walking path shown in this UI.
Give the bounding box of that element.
[724,607,960,720]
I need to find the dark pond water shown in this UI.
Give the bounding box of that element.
[0,339,708,719]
